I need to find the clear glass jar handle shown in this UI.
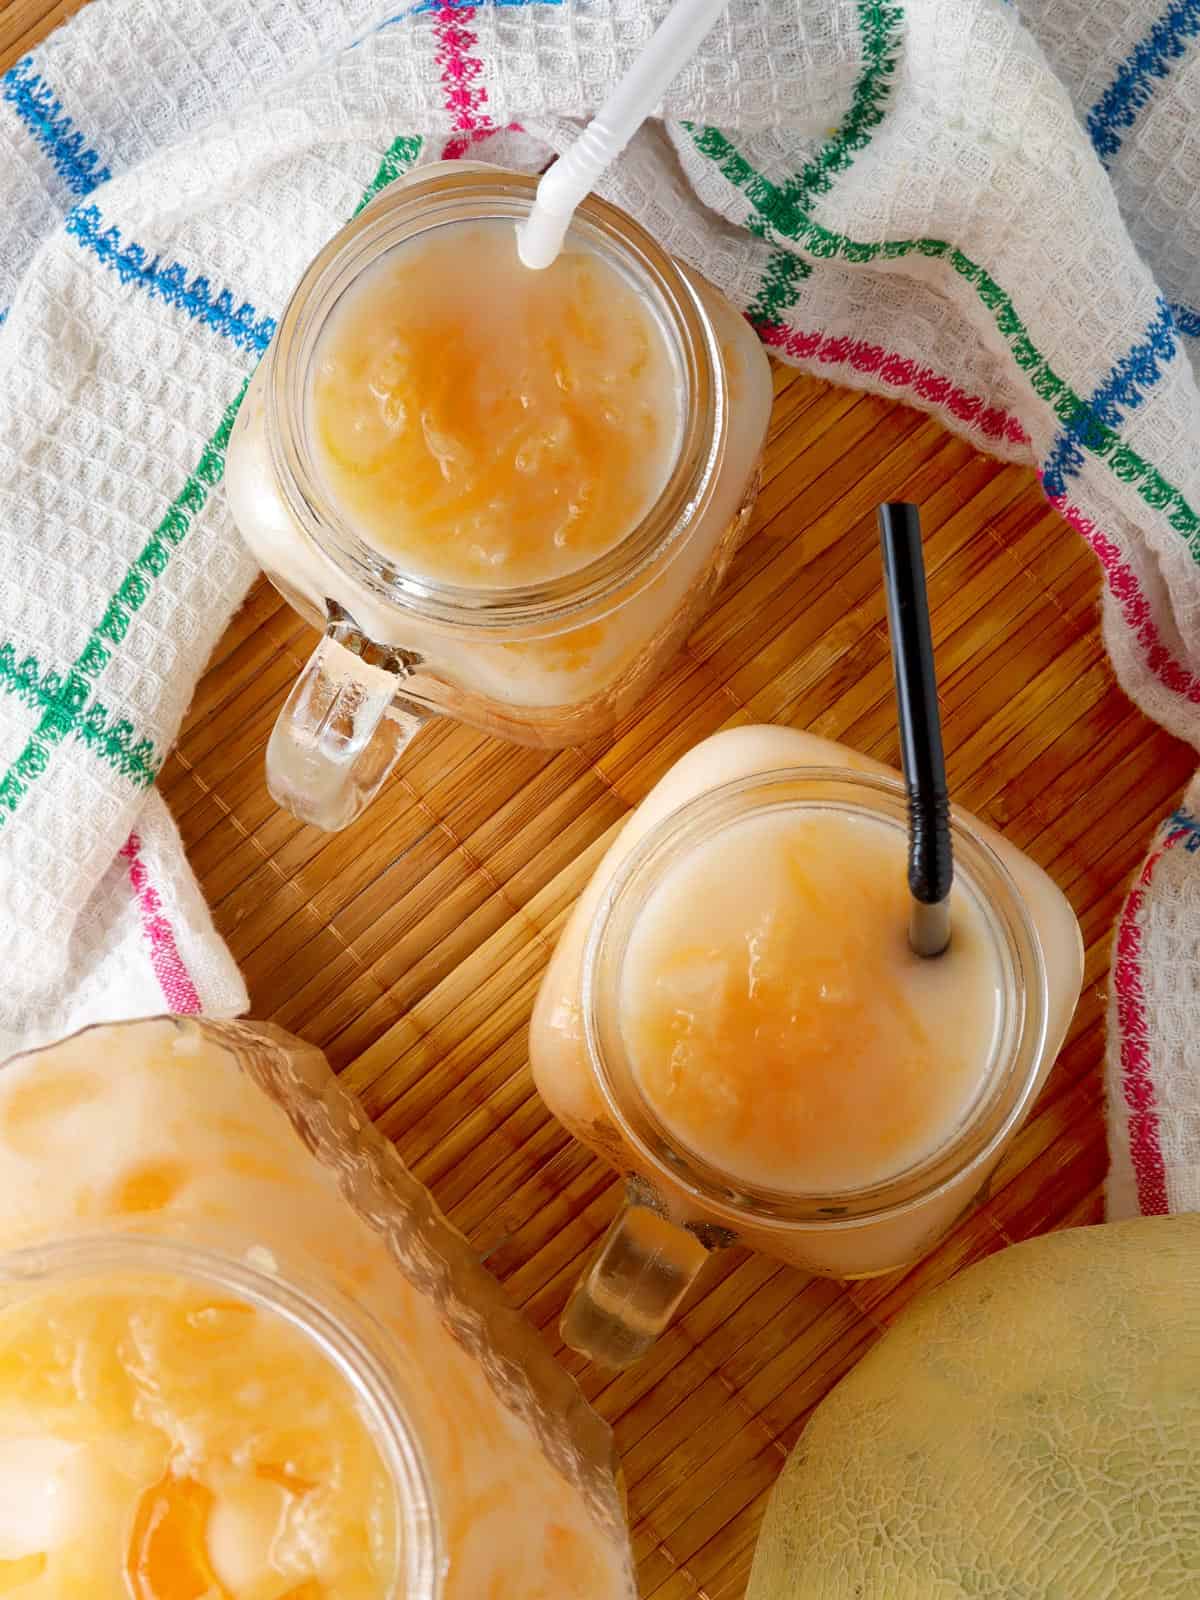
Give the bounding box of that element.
[267,604,430,831]
[559,1179,714,1368]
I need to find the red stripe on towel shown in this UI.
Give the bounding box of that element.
[120,832,202,1014]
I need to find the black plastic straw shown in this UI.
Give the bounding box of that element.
[878,502,953,958]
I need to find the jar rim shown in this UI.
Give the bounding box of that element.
[0,1232,443,1600]
[581,765,1052,1230]
[265,165,725,632]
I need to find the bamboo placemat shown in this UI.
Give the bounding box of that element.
[183,381,1197,1600]
[9,5,1199,1593]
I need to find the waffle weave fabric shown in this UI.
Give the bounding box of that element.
[1,0,1198,1213]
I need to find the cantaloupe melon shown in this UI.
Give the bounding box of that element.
[748,1217,1200,1598]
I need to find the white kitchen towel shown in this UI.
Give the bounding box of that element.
[1,0,1198,1211]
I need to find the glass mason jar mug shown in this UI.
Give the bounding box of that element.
[529,727,1083,1368]
[0,1234,441,1598]
[0,1017,636,1596]
[225,164,772,830]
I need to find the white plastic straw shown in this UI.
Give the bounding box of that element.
[517,0,731,271]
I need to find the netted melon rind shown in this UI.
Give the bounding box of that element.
[748,1217,1200,1599]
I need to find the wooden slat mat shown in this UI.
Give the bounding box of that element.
[8,6,1198,1593]
[173,369,1195,1598]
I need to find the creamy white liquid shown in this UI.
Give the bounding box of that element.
[309,220,684,590]
[621,806,1004,1193]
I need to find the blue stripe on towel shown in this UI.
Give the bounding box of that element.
[65,205,276,356]
[1087,0,1200,165]
[1043,297,1178,498]
[0,56,111,198]
[1169,301,1200,337]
